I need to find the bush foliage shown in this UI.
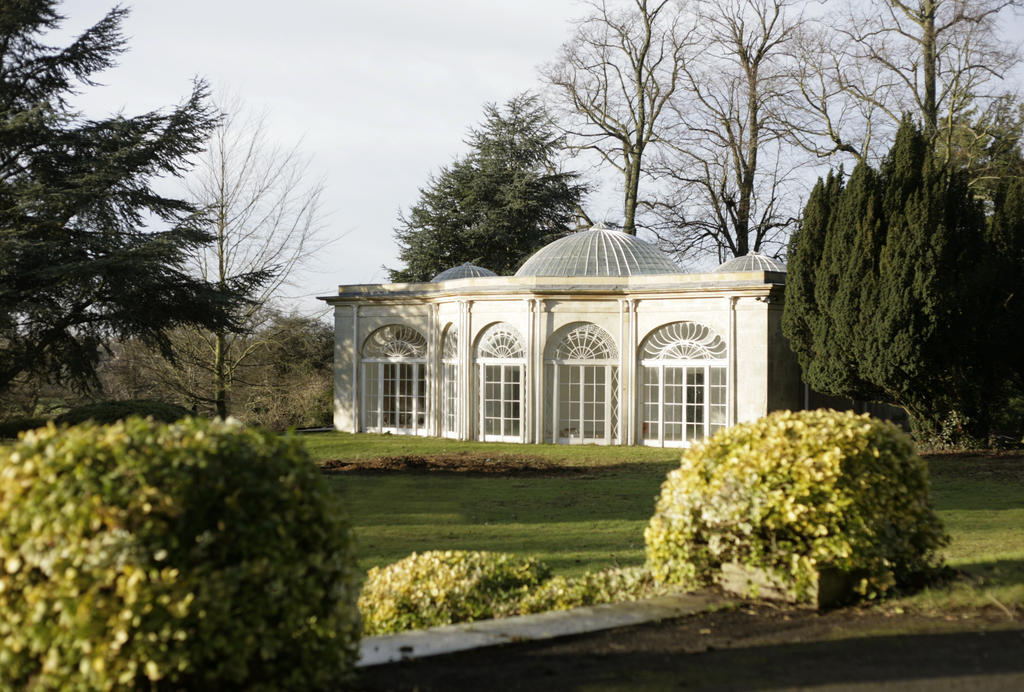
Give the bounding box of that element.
[517,566,664,614]
[359,552,675,635]
[645,409,948,600]
[0,418,361,690]
[54,399,192,426]
[359,550,550,635]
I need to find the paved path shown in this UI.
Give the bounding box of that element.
[357,591,731,667]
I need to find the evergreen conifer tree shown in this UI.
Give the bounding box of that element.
[988,178,1024,389]
[782,170,841,383]
[389,93,587,281]
[784,117,1010,442]
[0,2,260,391]
[815,162,886,401]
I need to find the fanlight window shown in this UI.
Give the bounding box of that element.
[475,323,525,442]
[546,323,619,445]
[362,325,427,359]
[639,321,727,448]
[360,324,428,436]
[641,322,726,361]
[477,323,525,359]
[552,323,618,361]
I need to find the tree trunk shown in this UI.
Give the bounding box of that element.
[921,1,938,139]
[623,148,642,235]
[214,330,228,419]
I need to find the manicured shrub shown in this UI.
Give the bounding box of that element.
[518,566,664,613]
[645,409,948,600]
[359,550,550,635]
[55,399,192,426]
[0,418,361,691]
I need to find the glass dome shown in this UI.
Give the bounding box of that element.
[515,225,679,277]
[713,252,786,273]
[430,262,497,282]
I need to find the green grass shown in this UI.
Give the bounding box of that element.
[303,430,679,466]
[310,433,675,576]
[892,454,1024,613]
[308,434,1024,611]
[326,464,673,576]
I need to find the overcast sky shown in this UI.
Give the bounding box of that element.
[62,1,592,313]
[57,2,1024,315]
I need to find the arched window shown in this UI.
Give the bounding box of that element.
[441,326,458,438]
[639,322,727,447]
[545,323,619,445]
[475,323,525,442]
[361,325,428,435]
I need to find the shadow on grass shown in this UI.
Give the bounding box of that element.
[956,557,1024,586]
[360,626,1024,691]
[329,462,675,525]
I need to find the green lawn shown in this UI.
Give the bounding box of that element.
[896,455,1024,612]
[303,430,679,466]
[310,432,676,576]
[308,433,1024,608]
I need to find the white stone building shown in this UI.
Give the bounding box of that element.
[319,226,804,447]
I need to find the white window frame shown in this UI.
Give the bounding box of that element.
[546,323,619,445]
[639,362,727,447]
[360,325,429,436]
[638,322,728,448]
[475,323,526,443]
[441,327,459,438]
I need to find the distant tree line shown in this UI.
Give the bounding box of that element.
[389,0,1024,445]
[4,1,1023,441]
[1,1,329,428]
[393,0,1023,277]
[784,118,1024,444]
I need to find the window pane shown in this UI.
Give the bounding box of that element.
[710,366,727,432]
[685,368,705,441]
[365,364,380,429]
[642,367,659,440]
[443,363,457,434]
[663,367,684,441]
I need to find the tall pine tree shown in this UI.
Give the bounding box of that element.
[784,118,1010,442]
[389,93,587,281]
[0,2,262,391]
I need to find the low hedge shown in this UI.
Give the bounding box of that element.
[54,399,192,426]
[645,409,948,600]
[359,552,675,635]
[518,566,664,613]
[360,550,550,635]
[0,418,361,690]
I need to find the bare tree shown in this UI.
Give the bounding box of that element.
[175,94,328,418]
[542,0,696,234]
[649,0,803,263]
[785,0,1022,165]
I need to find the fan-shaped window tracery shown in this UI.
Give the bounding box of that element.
[552,323,618,361]
[362,325,427,359]
[477,323,525,360]
[640,322,726,361]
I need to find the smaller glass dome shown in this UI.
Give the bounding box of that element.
[714,252,786,273]
[431,262,497,282]
[515,224,679,277]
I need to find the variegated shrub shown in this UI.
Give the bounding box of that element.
[645,409,948,600]
[0,418,361,691]
[359,550,550,635]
